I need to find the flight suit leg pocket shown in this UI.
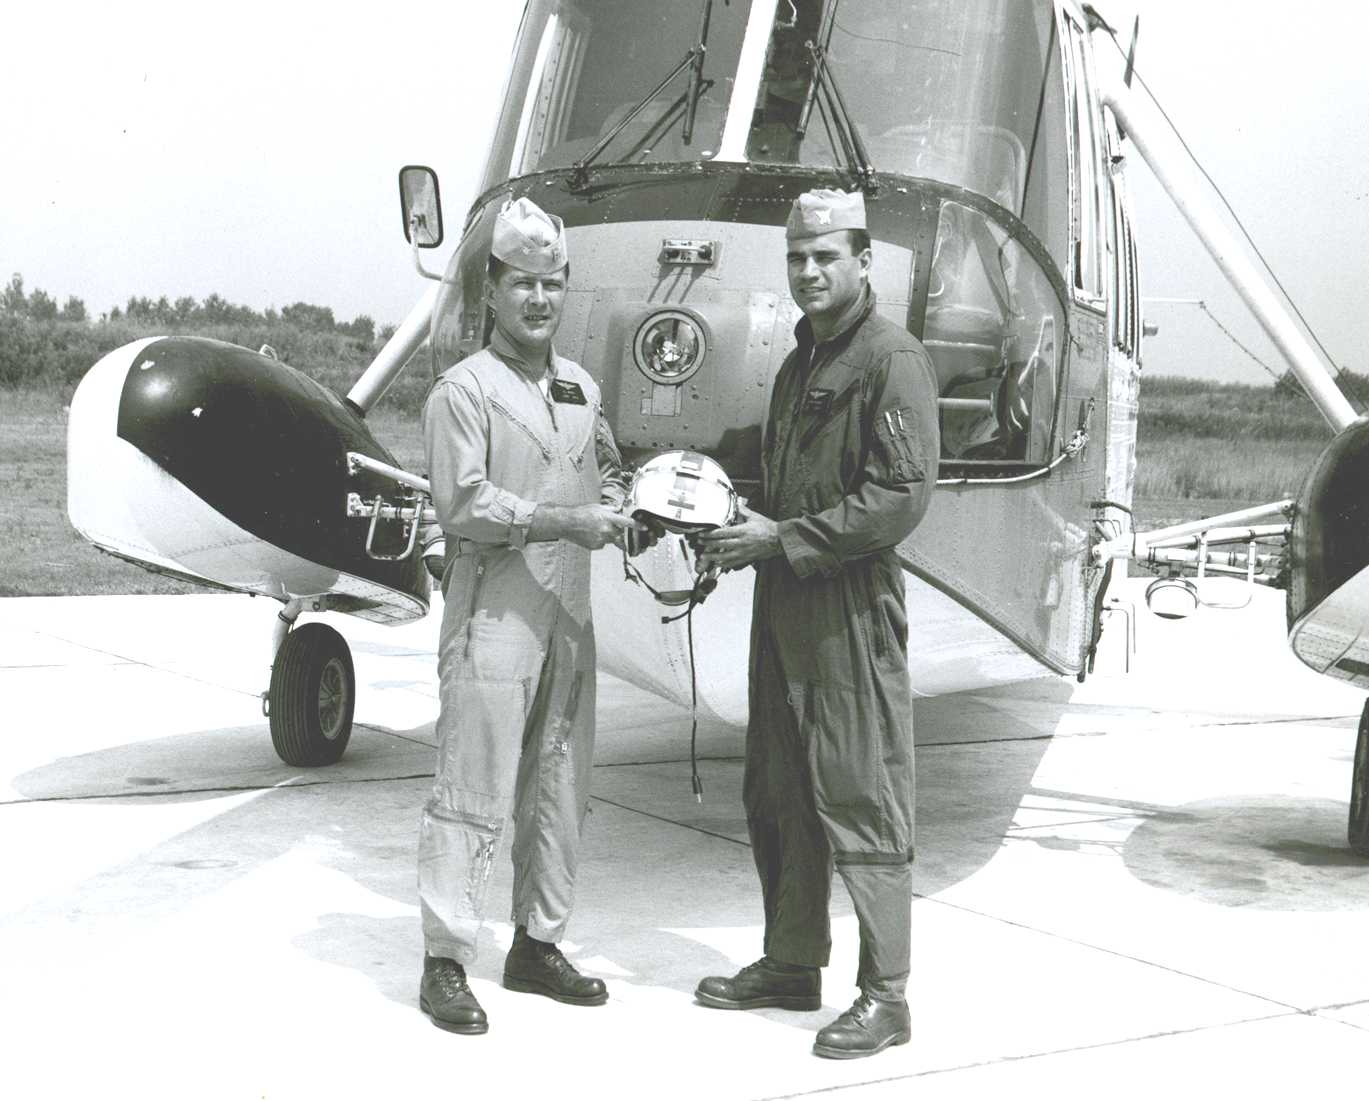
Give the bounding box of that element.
[803,681,886,854]
[436,675,530,804]
[418,803,504,949]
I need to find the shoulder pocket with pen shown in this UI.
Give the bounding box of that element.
[874,406,925,484]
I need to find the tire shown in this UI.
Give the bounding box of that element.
[268,623,355,766]
[1350,700,1369,857]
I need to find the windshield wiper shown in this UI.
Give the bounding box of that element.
[682,0,716,145]
[572,0,716,189]
[788,2,877,193]
[794,0,838,141]
[802,40,879,194]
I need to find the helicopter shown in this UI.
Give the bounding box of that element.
[65,0,1369,852]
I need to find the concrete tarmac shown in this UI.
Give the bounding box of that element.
[3,577,1369,1099]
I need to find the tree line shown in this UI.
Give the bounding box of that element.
[2,273,391,344]
[0,272,437,407]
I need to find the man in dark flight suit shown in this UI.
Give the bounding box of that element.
[694,189,939,1059]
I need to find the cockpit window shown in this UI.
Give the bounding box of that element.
[747,0,1067,274]
[925,199,1065,466]
[483,0,755,183]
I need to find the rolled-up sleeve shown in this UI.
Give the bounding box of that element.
[776,347,940,579]
[423,378,539,546]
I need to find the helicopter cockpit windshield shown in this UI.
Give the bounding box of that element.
[487,2,1061,223]
[479,0,1074,470]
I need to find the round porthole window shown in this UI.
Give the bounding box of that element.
[633,311,706,385]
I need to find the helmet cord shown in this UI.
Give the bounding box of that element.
[657,584,704,799]
[687,600,703,802]
[618,539,711,801]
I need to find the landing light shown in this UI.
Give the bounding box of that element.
[634,310,707,385]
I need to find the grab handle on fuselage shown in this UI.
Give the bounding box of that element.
[346,452,436,562]
[364,494,423,562]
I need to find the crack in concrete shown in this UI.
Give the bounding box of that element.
[750,1011,1297,1099]
[917,711,1357,749]
[20,626,267,700]
[0,772,435,805]
[915,891,1307,1015]
[596,755,744,768]
[589,793,749,848]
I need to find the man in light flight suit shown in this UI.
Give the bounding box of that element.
[417,197,641,1034]
[695,189,939,1059]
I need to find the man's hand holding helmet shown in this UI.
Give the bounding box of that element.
[694,511,781,572]
[624,512,666,557]
[530,502,644,551]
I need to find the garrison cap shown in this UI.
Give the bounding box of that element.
[785,188,866,240]
[491,196,568,274]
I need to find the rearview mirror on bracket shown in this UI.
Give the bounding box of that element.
[398,165,444,248]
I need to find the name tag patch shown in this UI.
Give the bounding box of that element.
[802,387,833,415]
[550,379,587,405]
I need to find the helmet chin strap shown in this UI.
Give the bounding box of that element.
[620,533,720,617]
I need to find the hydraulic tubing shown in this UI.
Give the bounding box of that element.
[1094,500,1293,565]
[1099,72,1357,432]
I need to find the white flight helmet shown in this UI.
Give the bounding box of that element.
[625,450,738,534]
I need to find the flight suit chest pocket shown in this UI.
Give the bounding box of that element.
[874,407,924,484]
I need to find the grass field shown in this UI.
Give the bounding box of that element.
[1130,374,1330,527]
[1132,435,1322,528]
[0,374,1339,597]
[0,388,423,597]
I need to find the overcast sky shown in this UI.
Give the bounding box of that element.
[4,1,1367,386]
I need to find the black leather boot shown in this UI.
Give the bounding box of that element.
[695,956,822,1011]
[419,956,488,1034]
[812,991,911,1058]
[502,926,608,1006]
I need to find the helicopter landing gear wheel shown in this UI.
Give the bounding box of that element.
[268,622,355,766]
[1349,699,1369,857]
